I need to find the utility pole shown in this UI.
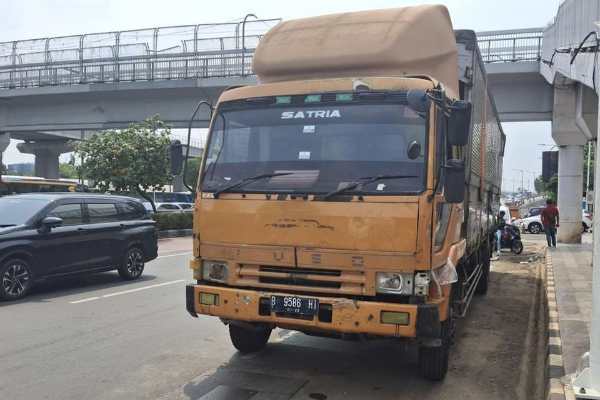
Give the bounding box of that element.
[513,169,524,197]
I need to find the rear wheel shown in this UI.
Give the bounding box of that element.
[118,247,145,280]
[229,324,272,353]
[476,240,490,295]
[418,315,452,381]
[0,259,33,301]
[529,222,542,234]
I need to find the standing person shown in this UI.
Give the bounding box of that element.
[495,210,506,257]
[541,199,560,248]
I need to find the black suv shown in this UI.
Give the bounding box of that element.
[0,194,158,300]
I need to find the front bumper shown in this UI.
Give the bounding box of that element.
[186,284,448,339]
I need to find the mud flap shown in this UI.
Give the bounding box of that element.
[416,304,441,346]
[186,284,198,317]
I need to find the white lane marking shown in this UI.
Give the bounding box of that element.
[156,252,192,259]
[69,296,101,304]
[69,280,186,304]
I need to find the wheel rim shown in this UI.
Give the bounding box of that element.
[531,224,540,233]
[2,263,29,296]
[126,251,144,276]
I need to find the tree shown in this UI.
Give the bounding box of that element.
[72,115,173,212]
[59,162,78,179]
[184,157,202,191]
[543,173,558,203]
[534,175,545,194]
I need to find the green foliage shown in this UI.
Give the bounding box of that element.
[150,212,193,231]
[59,162,78,179]
[543,173,558,203]
[534,175,545,194]
[72,115,173,210]
[184,157,201,191]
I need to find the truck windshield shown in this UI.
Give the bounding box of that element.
[201,102,427,195]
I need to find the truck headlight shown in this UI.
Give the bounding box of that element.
[201,260,229,283]
[376,272,414,294]
[414,272,430,296]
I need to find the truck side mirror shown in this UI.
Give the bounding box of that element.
[444,159,465,203]
[170,140,183,175]
[448,100,472,146]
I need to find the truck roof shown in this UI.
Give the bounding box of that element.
[252,5,459,99]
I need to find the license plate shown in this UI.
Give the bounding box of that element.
[270,295,319,315]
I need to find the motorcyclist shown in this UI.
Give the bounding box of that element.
[495,210,507,258]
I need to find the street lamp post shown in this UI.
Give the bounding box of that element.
[513,169,524,197]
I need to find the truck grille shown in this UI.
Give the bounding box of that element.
[236,264,365,294]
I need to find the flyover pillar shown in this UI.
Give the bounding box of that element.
[172,175,184,192]
[0,133,10,195]
[16,141,73,179]
[552,84,592,244]
[557,145,584,243]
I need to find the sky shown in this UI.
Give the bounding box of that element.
[0,0,561,191]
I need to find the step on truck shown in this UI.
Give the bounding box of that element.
[173,5,505,381]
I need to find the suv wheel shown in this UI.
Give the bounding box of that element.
[118,248,145,280]
[1,259,33,301]
[529,222,542,234]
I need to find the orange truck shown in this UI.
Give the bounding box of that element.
[173,5,505,381]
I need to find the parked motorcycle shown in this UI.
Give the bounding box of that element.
[496,219,524,254]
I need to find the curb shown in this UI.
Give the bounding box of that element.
[544,249,573,400]
[158,229,193,239]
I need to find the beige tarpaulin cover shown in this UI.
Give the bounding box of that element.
[253,5,459,99]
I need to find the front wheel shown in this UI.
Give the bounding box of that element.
[512,240,524,254]
[0,259,33,301]
[418,316,452,381]
[229,324,272,353]
[528,222,542,234]
[118,247,145,280]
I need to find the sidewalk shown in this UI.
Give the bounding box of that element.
[548,235,593,398]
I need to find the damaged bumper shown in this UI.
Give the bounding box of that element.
[186,284,447,339]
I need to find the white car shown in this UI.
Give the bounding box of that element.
[143,202,192,213]
[520,209,592,234]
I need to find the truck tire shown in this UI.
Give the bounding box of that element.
[418,316,452,381]
[229,324,272,353]
[475,240,490,295]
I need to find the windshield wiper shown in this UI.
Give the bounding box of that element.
[213,172,293,198]
[324,174,417,200]
[0,224,17,228]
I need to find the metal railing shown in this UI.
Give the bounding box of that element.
[170,134,204,149]
[477,28,544,63]
[0,19,280,89]
[0,21,543,89]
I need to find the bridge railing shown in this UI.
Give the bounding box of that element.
[477,28,544,63]
[0,19,279,89]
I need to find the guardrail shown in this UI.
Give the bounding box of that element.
[0,22,542,89]
[0,19,279,89]
[476,28,544,63]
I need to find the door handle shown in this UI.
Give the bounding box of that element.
[76,228,87,235]
[119,224,126,230]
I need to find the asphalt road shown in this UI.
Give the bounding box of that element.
[0,237,547,400]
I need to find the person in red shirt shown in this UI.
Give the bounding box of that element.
[541,199,560,248]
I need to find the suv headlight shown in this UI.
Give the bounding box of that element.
[376,272,414,294]
[201,260,229,283]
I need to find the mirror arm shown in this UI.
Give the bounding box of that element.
[183,101,213,195]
